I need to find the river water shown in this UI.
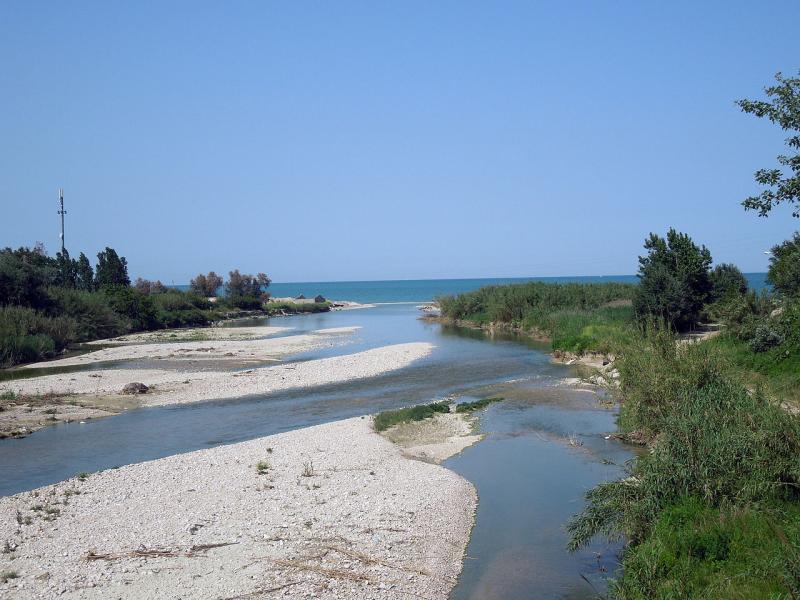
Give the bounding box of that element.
[0,303,631,598]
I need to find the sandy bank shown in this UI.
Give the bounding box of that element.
[7,343,434,407]
[380,412,483,463]
[22,327,360,370]
[85,326,291,346]
[0,416,476,599]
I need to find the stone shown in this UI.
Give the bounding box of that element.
[121,382,149,395]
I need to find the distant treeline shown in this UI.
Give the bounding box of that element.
[0,245,276,367]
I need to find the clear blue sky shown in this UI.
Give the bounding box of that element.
[1,1,798,283]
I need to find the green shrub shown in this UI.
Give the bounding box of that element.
[47,287,126,341]
[265,301,331,316]
[438,282,636,355]
[613,499,800,599]
[373,402,450,432]
[102,286,158,330]
[151,290,211,328]
[569,376,800,547]
[0,305,76,366]
[455,397,503,412]
[768,233,800,298]
[439,282,636,324]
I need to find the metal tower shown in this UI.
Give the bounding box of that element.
[57,188,67,254]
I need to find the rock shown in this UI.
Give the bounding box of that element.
[121,382,149,395]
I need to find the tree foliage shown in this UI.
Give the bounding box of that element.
[709,263,748,302]
[767,232,800,297]
[224,270,271,308]
[75,252,94,291]
[633,229,712,331]
[134,277,168,295]
[94,247,130,289]
[190,271,223,297]
[737,72,800,218]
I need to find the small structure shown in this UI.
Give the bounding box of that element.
[295,294,306,300]
[314,294,326,303]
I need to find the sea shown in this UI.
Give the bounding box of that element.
[177,273,769,304]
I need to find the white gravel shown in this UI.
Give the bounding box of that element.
[83,326,292,346]
[21,328,361,369]
[7,343,434,407]
[0,416,477,600]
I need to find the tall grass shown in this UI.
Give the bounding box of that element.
[438,282,637,354]
[439,282,636,323]
[0,305,76,366]
[373,402,450,431]
[567,326,800,597]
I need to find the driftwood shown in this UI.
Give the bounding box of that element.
[84,541,238,561]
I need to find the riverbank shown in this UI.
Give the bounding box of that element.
[0,415,477,599]
[19,326,359,369]
[6,343,433,408]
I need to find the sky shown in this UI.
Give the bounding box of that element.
[1,1,799,283]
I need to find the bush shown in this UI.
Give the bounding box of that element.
[768,232,800,298]
[749,324,785,352]
[102,286,158,331]
[569,376,800,547]
[0,305,76,366]
[568,328,800,597]
[439,282,636,324]
[709,263,748,302]
[373,402,450,431]
[0,248,55,309]
[613,499,800,599]
[47,288,126,341]
[264,301,331,316]
[455,397,502,412]
[151,290,211,328]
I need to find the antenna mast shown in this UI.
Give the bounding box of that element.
[57,188,67,254]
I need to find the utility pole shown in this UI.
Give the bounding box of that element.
[57,188,67,254]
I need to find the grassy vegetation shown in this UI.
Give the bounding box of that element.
[455,397,503,413]
[709,334,800,406]
[614,499,800,599]
[264,301,331,316]
[373,402,451,432]
[568,327,800,597]
[438,282,637,354]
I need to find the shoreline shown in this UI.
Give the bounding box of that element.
[1,342,433,438]
[0,414,478,599]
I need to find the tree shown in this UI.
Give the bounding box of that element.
[75,253,94,291]
[737,72,800,218]
[190,271,223,297]
[54,249,77,289]
[95,247,130,288]
[709,263,748,302]
[633,229,713,331]
[767,232,800,297]
[224,270,271,308]
[134,278,169,295]
[0,247,56,308]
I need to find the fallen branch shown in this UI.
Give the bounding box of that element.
[220,580,301,599]
[85,541,238,561]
